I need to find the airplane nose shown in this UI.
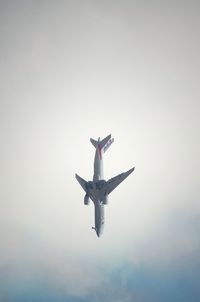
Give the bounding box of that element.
[96,228,101,237]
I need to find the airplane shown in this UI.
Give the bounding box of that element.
[75,134,134,237]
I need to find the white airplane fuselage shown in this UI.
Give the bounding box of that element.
[75,134,134,238]
[91,138,105,237]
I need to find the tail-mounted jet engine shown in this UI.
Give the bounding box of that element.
[84,194,90,205]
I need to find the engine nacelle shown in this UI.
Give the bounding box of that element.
[103,194,108,205]
[84,194,90,205]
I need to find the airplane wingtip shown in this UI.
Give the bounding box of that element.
[75,173,80,180]
[129,167,135,174]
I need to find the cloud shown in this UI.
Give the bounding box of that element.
[0,0,200,301]
[1,259,200,302]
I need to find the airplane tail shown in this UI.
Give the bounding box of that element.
[90,134,114,154]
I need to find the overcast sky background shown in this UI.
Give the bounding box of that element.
[0,1,200,301]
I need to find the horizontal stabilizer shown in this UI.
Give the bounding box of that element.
[103,138,114,153]
[90,138,98,148]
[75,174,87,193]
[99,134,111,149]
[90,134,112,152]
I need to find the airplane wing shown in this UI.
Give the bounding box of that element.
[105,167,135,195]
[75,174,87,193]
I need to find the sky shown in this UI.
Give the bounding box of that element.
[0,0,200,301]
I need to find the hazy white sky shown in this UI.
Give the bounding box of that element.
[0,1,200,301]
